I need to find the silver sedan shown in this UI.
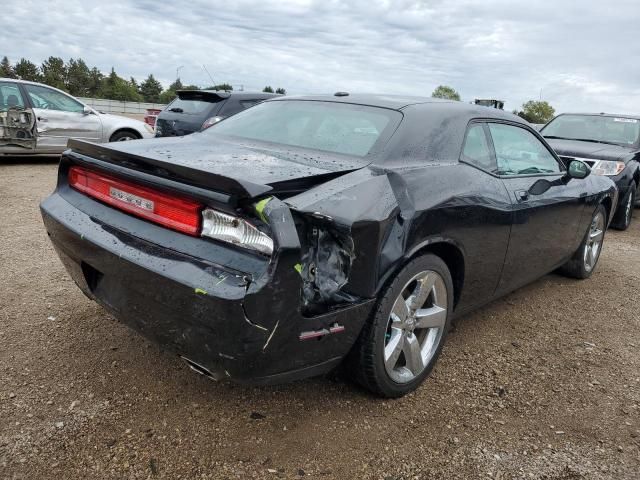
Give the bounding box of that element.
[0,78,154,155]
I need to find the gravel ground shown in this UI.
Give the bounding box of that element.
[1,158,639,480]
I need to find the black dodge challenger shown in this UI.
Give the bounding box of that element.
[40,94,617,397]
[542,113,640,230]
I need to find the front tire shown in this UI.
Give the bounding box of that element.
[109,130,139,142]
[347,254,453,398]
[611,181,635,230]
[559,204,607,279]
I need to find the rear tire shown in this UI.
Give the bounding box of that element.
[611,181,635,230]
[346,254,453,398]
[559,204,607,279]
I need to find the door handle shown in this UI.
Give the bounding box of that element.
[515,190,529,202]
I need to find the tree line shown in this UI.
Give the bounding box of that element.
[1,56,286,104]
[431,84,556,124]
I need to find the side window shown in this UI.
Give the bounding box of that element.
[488,123,561,175]
[240,100,261,109]
[461,124,496,172]
[24,84,84,113]
[218,100,245,117]
[0,82,26,111]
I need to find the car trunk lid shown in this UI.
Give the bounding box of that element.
[66,136,364,202]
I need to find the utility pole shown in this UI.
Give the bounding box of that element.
[176,65,184,83]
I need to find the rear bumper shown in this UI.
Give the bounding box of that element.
[40,192,373,385]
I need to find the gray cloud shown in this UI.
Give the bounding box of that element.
[3,0,640,113]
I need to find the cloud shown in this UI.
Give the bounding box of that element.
[3,0,640,114]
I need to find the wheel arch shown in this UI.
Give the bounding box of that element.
[109,128,142,141]
[600,195,613,223]
[378,239,465,310]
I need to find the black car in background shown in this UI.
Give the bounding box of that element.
[41,95,617,397]
[155,90,278,137]
[542,113,640,230]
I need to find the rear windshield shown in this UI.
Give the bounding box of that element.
[205,100,401,157]
[543,114,640,146]
[165,94,222,115]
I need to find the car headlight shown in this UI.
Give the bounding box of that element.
[592,160,625,176]
[201,208,273,255]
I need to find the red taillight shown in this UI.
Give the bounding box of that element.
[68,166,203,235]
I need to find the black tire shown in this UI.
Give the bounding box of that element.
[611,181,636,231]
[635,180,640,208]
[109,130,140,142]
[559,204,607,279]
[346,254,453,398]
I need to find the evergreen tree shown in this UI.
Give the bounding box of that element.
[1,56,16,78]
[14,58,40,81]
[139,74,163,103]
[41,56,67,90]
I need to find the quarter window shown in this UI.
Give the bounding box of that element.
[489,123,561,175]
[24,84,84,113]
[461,124,495,172]
[0,82,26,111]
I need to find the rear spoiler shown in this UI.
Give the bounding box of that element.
[176,90,231,101]
[66,139,273,202]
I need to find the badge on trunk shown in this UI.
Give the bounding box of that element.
[109,186,154,211]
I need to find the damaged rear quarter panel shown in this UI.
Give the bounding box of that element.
[286,154,514,314]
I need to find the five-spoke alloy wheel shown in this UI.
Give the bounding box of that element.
[347,254,453,398]
[384,270,447,383]
[584,210,605,273]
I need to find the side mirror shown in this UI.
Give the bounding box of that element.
[565,159,590,180]
[82,106,94,115]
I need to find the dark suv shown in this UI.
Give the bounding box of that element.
[541,113,640,230]
[155,90,278,137]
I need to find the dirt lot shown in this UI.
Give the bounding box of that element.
[1,158,639,480]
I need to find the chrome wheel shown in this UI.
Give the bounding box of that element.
[384,270,447,384]
[116,135,135,141]
[584,211,605,272]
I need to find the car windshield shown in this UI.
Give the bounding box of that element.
[543,114,640,146]
[205,100,401,157]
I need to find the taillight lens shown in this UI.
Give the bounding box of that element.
[201,116,224,130]
[68,166,203,235]
[201,208,273,255]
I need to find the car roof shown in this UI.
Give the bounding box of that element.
[269,93,526,123]
[0,77,48,87]
[555,112,640,120]
[270,93,449,109]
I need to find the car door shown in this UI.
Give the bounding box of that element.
[490,122,587,295]
[22,83,101,152]
[0,81,37,153]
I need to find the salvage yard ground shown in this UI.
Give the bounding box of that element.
[1,158,639,479]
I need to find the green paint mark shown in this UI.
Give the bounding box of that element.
[294,263,303,274]
[194,288,208,295]
[254,197,272,223]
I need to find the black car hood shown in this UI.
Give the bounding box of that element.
[67,134,367,199]
[545,138,634,162]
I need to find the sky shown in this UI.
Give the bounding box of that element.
[3,0,640,114]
